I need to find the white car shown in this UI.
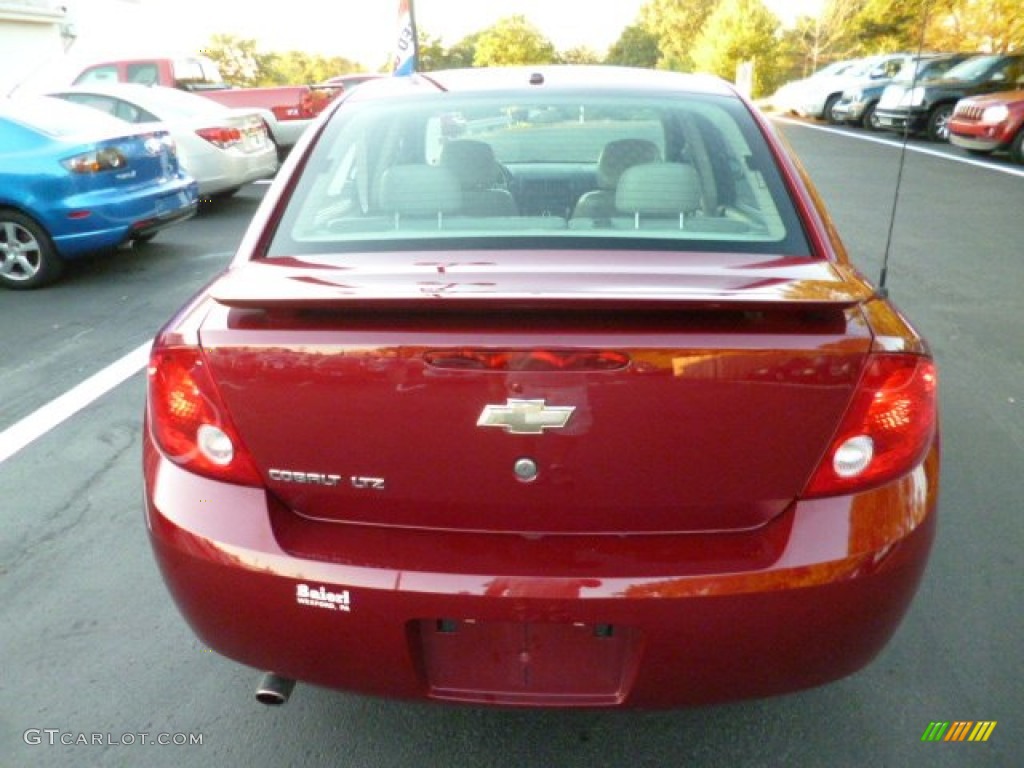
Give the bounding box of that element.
[773,55,917,122]
[771,59,862,115]
[49,84,278,197]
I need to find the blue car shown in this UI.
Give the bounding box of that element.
[0,96,199,289]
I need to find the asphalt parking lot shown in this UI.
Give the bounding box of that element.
[1,122,1021,766]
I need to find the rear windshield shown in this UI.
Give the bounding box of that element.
[269,89,810,257]
[140,87,230,119]
[0,96,128,136]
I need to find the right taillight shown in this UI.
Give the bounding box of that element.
[803,354,937,498]
[147,345,262,486]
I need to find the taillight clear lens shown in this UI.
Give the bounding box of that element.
[62,147,127,173]
[147,346,262,486]
[803,354,937,497]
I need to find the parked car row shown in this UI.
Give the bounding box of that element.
[773,52,1024,164]
[830,53,971,130]
[772,53,925,122]
[0,85,280,289]
[49,84,279,198]
[71,56,340,158]
[873,53,1024,143]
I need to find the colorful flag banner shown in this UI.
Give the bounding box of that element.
[394,0,418,76]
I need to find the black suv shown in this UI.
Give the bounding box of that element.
[875,53,1024,141]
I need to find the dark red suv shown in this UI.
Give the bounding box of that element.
[949,89,1024,163]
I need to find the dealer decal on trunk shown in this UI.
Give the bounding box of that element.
[296,583,351,612]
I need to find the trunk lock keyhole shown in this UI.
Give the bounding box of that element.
[514,457,539,483]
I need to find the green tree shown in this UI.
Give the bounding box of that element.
[790,0,868,74]
[266,52,362,85]
[557,46,603,65]
[202,34,273,87]
[849,0,929,53]
[639,0,720,71]
[473,15,557,67]
[851,0,1023,55]
[418,30,479,71]
[446,34,481,68]
[929,0,1024,52]
[690,0,782,97]
[605,23,661,68]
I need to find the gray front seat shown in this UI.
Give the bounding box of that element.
[572,138,662,220]
[440,140,518,216]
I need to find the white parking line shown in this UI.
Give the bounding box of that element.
[772,116,1024,179]
[0,341,151,465]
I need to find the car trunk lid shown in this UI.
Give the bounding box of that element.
[199,252,874,534]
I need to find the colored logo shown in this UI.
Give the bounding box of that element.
[921,721,997,742]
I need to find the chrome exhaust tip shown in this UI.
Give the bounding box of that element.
[255,672,296,706]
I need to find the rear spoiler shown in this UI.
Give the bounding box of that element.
[210,256,875,312]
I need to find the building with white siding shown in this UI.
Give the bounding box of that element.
[0,1,69,95]
[1,0,175,95]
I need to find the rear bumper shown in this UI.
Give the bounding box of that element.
[794,98,828,119]
[875,107,927,134]
[186,144,278,197]
[832,98,870,123]
[267,119,309,149]
[830,101,858,122]
[51,178,198,258]
[144,436,939,708]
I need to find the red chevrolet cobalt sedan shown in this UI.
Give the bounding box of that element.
[144,67,939,708]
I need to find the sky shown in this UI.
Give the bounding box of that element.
[63,0,825,71]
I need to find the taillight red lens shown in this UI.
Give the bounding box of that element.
[803,354,937,497]
[196,126,242,148]
[147,346,262,486]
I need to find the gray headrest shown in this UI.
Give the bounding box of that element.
[615,163,702,215]
[597,139,661,189]
[440,140,503,188]
[379,165,461,214]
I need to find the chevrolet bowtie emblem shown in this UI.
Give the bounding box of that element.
[477,399,575,434]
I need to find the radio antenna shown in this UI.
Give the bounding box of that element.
[877,1,933,299]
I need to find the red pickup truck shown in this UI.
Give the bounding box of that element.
[72,56,337,155]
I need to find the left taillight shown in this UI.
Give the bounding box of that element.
[803,353,938,498]
[147,345,262,486]
[62,147,127,173]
